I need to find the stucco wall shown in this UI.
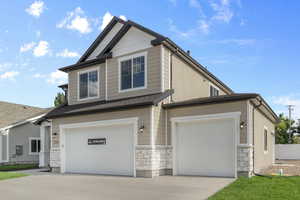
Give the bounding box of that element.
[8,123,40,163]
[253,108,275,172]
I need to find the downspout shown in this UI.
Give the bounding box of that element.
[252,97,263,175]
[170,47,178,102]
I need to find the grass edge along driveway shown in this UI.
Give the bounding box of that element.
[208,176,300,200]
[0,172,28,181]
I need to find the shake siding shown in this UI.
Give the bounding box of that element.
[68,64,106,105]
[166,101,248,145]
[51,107,152,148]
[107,46,162,100]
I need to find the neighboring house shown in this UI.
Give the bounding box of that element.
[0,101,47,165]
[39,16,278,178]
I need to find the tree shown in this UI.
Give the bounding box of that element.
[275,113,297,144]
[54,92,66,107]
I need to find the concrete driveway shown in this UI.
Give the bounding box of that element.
[0,173,234,200]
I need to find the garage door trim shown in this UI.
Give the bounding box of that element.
[59,117,138,177]
[171,112,241,178]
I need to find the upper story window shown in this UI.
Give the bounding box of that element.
[79,69,99,100]
[264,128,268,152]
[210,84,219,97]
[119,52,147,92]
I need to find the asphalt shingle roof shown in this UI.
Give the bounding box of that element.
[0,101,47,128]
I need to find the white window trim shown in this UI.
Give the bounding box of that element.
[118,52,147,93]
[29,137,41,155]
[264,126,268,154]
[77,66,100,101]
[209,83,220,97]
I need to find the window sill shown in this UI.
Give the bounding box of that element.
[29,152,39,156]
[78,96,99,101]
[119,86,146,93]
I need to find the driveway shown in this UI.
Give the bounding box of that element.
[0,174,234,200]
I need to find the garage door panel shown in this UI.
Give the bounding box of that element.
[175,118,236,177]
[64,124,134,176]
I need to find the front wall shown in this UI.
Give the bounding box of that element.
[167,101,248,145]
[68,64,106,105]
[8,123,40,163]
[253,108,275,172]
[51,107,151,149]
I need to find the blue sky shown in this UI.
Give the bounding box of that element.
[0,0,300,119]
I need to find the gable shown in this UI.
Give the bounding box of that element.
[111,27,155,57]
[87,22,124,61]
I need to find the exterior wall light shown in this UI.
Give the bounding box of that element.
[139,125,145,134]
[240,121,247,129]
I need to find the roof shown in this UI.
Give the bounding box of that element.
[58,16,233,94]
[43,90,173,119]
[163,93,279,123]
[0,101,48,129]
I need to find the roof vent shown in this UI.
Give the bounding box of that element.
[187,50,190,55]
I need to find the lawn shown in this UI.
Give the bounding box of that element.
[209,176,300,200]
[0,172,27,181]
[0,164,38,171]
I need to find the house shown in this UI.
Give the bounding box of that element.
[39,16,278,178]
[0,101,48,165]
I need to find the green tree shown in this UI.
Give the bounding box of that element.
[275,113,297,144]
[54,92,66,107]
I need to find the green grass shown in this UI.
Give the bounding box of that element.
[0,164,38,171]
[209,176,300,200]
[0,172,28,181]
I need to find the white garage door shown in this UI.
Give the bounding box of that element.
[63,123,134,176]
[174,117,236,177]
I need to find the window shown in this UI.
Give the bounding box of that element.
[264,129,268,152]
[79,70,99,99]
[210,85,219,97]
[29,138,41,155]
[120,54,146,91]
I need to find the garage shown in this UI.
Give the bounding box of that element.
[60,118,137,176]
[172,112,240,178]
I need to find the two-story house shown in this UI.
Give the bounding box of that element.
[39,16,278,178]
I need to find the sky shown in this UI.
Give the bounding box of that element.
[0,0,300,119]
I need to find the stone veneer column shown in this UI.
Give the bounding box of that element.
[135,146,172,178]
[237,145,253,177]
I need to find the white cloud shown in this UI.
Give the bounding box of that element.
[198,20,210,34]
[56,49,80,58]
[100,12,127,30]
[47,70,67,85]
[210,0,234,23]
[272,94,300,120]
[168,0,177,5]
[36,30,41,37]
[25,1,45,17]
[57,7,92,34]
[20,42,36,53]
[0,62,13,71]
[33,73,46,78]
[0,71,19,80]
[167,19,196,39]
[215,39,256,46]
[33,41,49,57]
[189,0,201,8]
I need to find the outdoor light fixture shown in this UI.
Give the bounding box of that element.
[139,125,145,133]
[240,121,247,129]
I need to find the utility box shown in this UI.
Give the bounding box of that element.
[16,145,23,156]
